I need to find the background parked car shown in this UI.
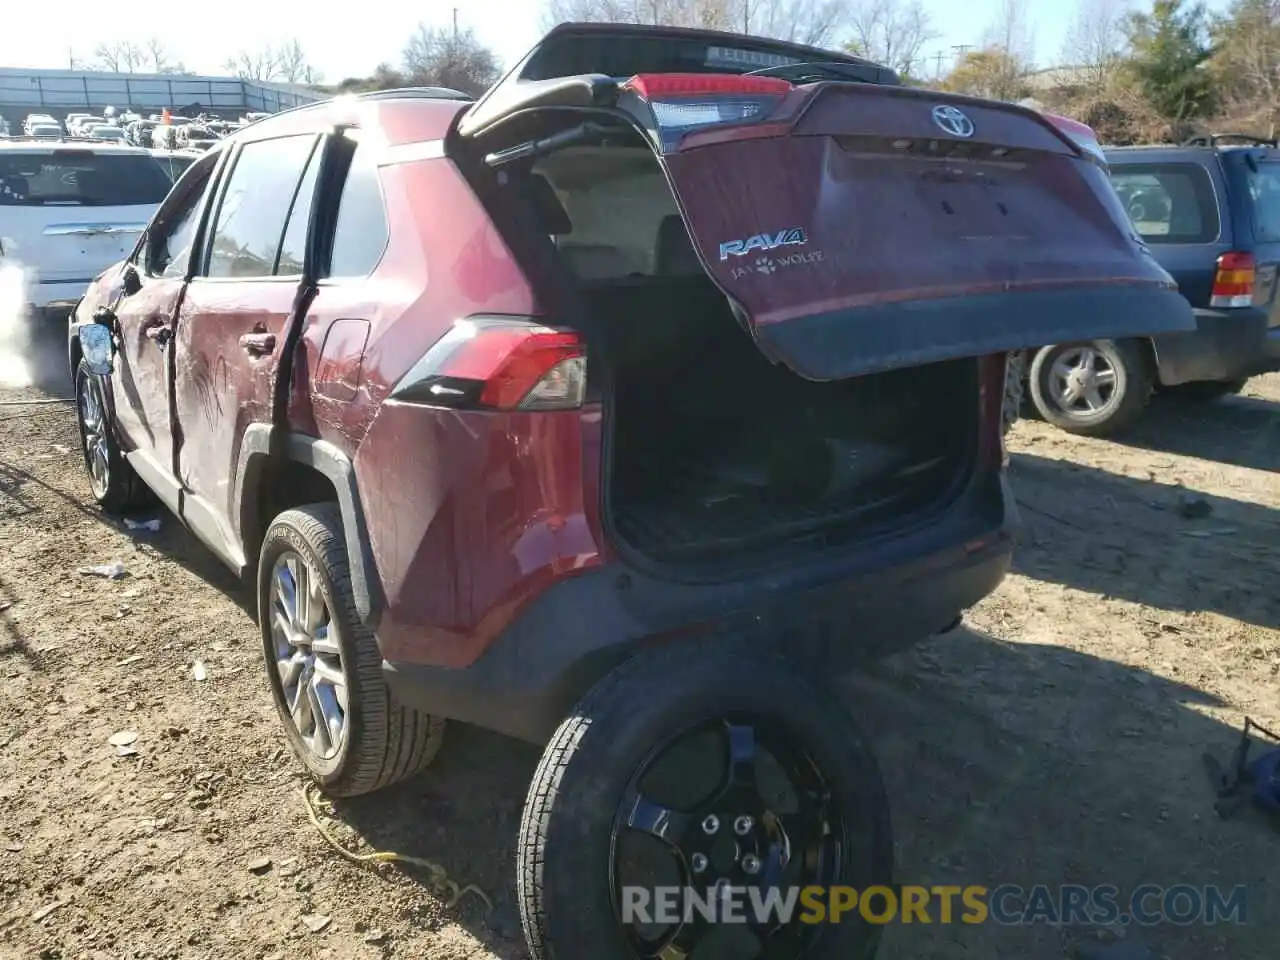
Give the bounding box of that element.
[0,140,174,321]
[1012,135,1280,435]
[87,126,126,142]
[23,114,58,135]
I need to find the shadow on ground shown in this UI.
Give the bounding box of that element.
[1009,452,1280,630]
[317,625,1275,960]
[1111,392,1280,474]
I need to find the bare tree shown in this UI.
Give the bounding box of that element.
[985,0,1035,63]
[92,40,145,73]
[142,37,187,74]
[846,0,939,76]
[275,38,324,85]
[1061,0,1132,88]
[224,46,281,82]
[970,0,1033,98]
[402,23,502,96]
[943,47,1031,99]
[1209,0,1280,116]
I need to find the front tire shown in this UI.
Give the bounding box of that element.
[73,359,149,512]
[518,641,893,960]
[258,504,444,797]
[1028,339,1151,437]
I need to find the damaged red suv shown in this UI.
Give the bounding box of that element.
[69,23,1192,959]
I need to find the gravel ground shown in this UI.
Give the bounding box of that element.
[2,333,1277,959]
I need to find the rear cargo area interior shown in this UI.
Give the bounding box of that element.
[526,145,980,566]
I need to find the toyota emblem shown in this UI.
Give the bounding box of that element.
[932,105,975,138]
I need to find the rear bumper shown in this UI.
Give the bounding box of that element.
[30,279,93,319]
[384,474,1019,744]
[1152,307,1280,385]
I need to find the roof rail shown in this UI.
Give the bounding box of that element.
[252,85,476,125]
[1182,133,1278,148]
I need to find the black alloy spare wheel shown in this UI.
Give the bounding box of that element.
[517,641,893,960]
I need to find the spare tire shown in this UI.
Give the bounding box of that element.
[517,639,893,960]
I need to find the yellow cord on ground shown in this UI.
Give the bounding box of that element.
[302,784,493,912]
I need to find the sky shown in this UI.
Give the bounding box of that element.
[0,0,1223,83]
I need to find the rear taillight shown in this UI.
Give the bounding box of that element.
[1042,112,1106,166]
[621,73,793,152]
[1210,252,1256,308]
[389,317,586,411]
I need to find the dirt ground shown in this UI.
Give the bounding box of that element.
[1,332,1277,960]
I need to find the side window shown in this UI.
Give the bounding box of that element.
[204,135,319,279]
[146,163,213,279]
[1245,162,1280,242]
[1108,164,1219,244]
[276,145,324,276]
[327,133,389,278]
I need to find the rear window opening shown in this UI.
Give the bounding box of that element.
[0,151,173,206]
[507,136,980,568]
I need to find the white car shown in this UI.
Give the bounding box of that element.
[64,112,93,133]
[87,125,127,142]
[71,116,106,137]
[0,140,174,320]
[23,114,58,134]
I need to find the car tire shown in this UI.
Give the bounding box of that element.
[1002,351,1027,436]
[1161,378,1248,403]
[1028,339,1151,437]
[517,639,893,960]
[258,503,444,797]
[73,359,150,513]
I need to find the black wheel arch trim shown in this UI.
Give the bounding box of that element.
[236,424,383,627]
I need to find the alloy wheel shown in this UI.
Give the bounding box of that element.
[609,715,844,957]
[1046,344,1119,417]
[269,552,348,761]
[77,373,110,499]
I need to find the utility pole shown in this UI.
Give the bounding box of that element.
[743,0,751,34]
[933,50,946,78]
[452,6,459,42]
[951,44,973,63]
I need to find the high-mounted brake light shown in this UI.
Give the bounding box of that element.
[1210,252,1256,308]
[621,73,793,152]
[390,318,586,411]
[1043,112,1106,165]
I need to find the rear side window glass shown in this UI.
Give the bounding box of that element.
[327,133,389,278]
[1108,164,1219,244]
[0,151,173,206]
[150,167,213,279]
[205,135,318,278]
[1244,161,1280,242]
[275,145,323,276]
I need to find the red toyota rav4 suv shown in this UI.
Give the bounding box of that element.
[69,24,1192,959]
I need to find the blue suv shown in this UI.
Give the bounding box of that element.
[1018,134,1280,435]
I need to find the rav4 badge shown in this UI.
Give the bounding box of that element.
[719,227,807,261]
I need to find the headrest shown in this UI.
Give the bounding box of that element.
[522,173,572,236]
[655,215,701,276]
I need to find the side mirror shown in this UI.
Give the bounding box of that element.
[80,312,118,376]
[121,262,142,297]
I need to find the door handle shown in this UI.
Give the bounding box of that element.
[239,332,276,355]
